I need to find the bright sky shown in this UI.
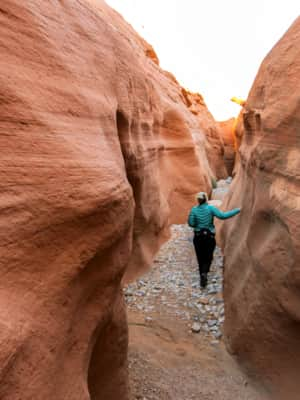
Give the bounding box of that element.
[105,0,299,120]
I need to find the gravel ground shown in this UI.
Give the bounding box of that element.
[124,224,225,342]
[126,223,269,400]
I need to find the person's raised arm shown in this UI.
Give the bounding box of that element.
[209,205,241,220]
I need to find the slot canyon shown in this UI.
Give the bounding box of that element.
[0,1,299,399]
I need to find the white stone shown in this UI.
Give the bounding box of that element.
[191,323,201,333]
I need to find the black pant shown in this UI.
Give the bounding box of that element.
[193,229,216,276]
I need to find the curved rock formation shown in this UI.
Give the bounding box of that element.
[218,118,236,175]
[220,17,300,399]
[0,1,226,399]
[181,88,227,181]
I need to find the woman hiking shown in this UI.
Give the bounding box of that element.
[188,192,240,288]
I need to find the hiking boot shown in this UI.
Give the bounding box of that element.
[200,273,207,288]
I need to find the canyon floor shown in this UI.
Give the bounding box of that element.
[125,225,269,400]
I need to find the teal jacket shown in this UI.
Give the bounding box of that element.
[188,203,240,233]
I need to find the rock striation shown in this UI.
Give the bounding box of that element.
[220,17,300,399]
[0,1,226,399]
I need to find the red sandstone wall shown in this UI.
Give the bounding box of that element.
[0,1,226,399]
[220,17,300,399]
[218,118,236,175]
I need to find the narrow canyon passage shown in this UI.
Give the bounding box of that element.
[0,2,298,399]
[125,224,269,400]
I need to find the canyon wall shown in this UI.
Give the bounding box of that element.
[218,118,236,175]
[0,1,226,399]
[220,17,300,399]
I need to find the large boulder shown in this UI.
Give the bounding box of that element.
[220,17,300,399]
[0,1,226,399]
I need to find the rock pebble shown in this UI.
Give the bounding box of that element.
[191,323,201,333]
[124,224,225,341]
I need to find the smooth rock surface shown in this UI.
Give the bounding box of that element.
[0,1,227,399]
[220,17,300,400]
